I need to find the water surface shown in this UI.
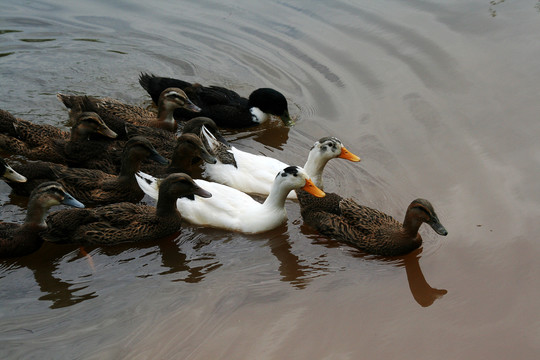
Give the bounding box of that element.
[1,0,540,359]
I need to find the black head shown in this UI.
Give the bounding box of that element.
[249,88,292,125]
[124,136,168,165]
[159,173,212,200]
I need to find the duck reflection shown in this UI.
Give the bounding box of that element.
[223,119,290,151]
[351,246,447,307]
[1,230,222,309]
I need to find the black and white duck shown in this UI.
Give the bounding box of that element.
[139,73,293,128]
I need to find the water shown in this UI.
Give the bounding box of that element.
[1,0,540,358]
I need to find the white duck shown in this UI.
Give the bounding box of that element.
[136,166,325,234]
[200,128,360,198]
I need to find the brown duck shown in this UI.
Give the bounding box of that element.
[0,182,84,258]
[7,136,168,204]
[0,109,68,145]
[42,173,211,246]
[0,112,117,166]
[57,87,201,133]
[300,196,448,256]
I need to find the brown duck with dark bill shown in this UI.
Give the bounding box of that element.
[57,87,201,134]
[7,136,168,204]
[42,173,211,246]
[0,111,117,167]
[0,182,84,258]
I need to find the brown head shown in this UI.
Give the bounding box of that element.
[157,87,201,113]
[405,198,448,236]
[173,133,217,165]
[71,112,118,140]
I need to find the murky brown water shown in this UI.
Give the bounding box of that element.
[1,0,540,358]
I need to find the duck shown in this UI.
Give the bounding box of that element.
[139,72,293,128]
[57,87,201,134]
[200,131,360,199]
[0,111,118,167]
[0,182,84,258]
[141,133,216,177]
[0,109,69,145]
[1,157,27,183]
[300,196,448,256]
[7,136,168,204]
[136,165,325,234]
[42,173,212,246]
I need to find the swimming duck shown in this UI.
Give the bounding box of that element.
[136,166,325,234]
[0,112,117,167]
[57,87,201,133]
[1,157,27,183]
[139,73,293,128]
[300,196,448,256]
[42,173,212,246]
[0,109,69,145]
[141,133,216,176]
[0,182,84,258]
[200,131,360,199]
[7,136,168,204]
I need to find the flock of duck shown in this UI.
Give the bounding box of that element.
[0,73,448,260]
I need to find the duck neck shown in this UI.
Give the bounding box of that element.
[402,211,423,239]
[262,181,291,211]
[155,190,179,218]
[156,101,176,125]
[249,107,269,124]
[117,151,142,184]
[168,147,192,174]
[303,152,330,189]
[24,197,50,230]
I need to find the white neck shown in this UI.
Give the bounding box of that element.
[262,179,294,211]
[250,107,269,124]
[303,151,330,189]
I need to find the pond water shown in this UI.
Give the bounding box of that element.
[1,0,540,359]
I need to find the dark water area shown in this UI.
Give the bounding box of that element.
[1,0,540,358]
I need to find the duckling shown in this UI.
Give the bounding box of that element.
[200,131,360,199]
[0,182,84,258]
[1,157,27,183]
[42,173,212,246]
[300,197,448,256]
[7,136,168,204]
[57,87,201,133]
[141,133,216,176]
[0,112,117,167]
[136,166,325,234]
[139,73,293,128]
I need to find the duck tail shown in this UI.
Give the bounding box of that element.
[135,171,160,200]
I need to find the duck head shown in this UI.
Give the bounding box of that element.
[404,198,448,237]
[72,112,118,140]
[276,166,326,197]
[174,133,217,165]
[158,87,201,113]
[248,88,293,126]
[1,157,27,182]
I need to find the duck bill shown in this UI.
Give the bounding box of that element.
[429,218,448,236]
[193,186,212,199]
[4,166,27,183]
[280,110,295,126]
[98,125,118,139]
[302,178,325,198]
[339,147,361,162]
[149,150,169,165]
[62,192,85,208]
[200,146,217,164]
[184,99,201,113]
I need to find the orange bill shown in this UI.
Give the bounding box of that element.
[339,147,361,162]
[302,178,326,198]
